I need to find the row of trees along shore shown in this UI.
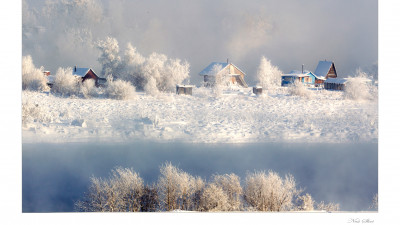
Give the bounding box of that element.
[75,162,342,212]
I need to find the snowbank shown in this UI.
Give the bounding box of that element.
[22,87,378,143]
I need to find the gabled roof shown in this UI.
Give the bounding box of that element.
[199,62,246,76]
[283,70,311,78]
[73,67,92,77]
[314,61,334,77]
[199,62,228,76]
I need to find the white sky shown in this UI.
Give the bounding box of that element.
[22,0,378,85]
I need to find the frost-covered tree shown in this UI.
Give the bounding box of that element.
[212,173,243,211]
[140,184,159,212]
[296,193,315,211]
[316,201,340,212]
[256,56,282,91]
[105,75,136,100]
[344,69,375,101]
[157,162,183,211]
[97,36,123,77]
[123,43,146,88]
[22,55,48,91]
[75,167,144,212]
[210,64,230,97]
[199,183,229,212]
[157,162,199,211]
[97,37,190,94]
[244,170,301,212]
[51,67,81,97]
[369,193,378,210]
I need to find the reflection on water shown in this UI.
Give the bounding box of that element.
[22,142,377,212]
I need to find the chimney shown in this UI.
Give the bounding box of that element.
[74,66,77,72]
[302,64,304,74]
[227,58,229,64]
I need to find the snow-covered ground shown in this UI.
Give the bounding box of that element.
[22,87,378,143]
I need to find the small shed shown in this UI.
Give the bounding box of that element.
[199,61,248,88]
[253,86,263,95]
[176,85,194,95]
[314,60,338,79]
[324,78,348,90]
[72,66,102,86]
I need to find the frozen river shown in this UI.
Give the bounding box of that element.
[22,142,377,212]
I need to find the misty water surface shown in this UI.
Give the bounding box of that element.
[22,142,377,212]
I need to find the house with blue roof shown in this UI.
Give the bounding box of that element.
[72,66,105,87]
[199,61,248,88]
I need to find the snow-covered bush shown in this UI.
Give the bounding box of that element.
[344,69,375,101]
[105,76,136,100]
[97,37,190,94]
[75,167,144,212]
[288,80,311,99]
[369,193,378,210]
[244,170,300,212]
[22,55,48,91]
[211,64,230,97]
[212,174,243,211]
[22,101,49,126]
[157,162,198,211]
[316,201,340,212]
[199,183,229,212]
[296,193,315,211]
[51,67,81,97]
[80,79,98,98]
[256,56,282,92]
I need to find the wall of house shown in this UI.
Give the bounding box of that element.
[327,66,337,78]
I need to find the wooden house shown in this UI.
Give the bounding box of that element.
[199,62,248,88]
[72,66,103,86]
[314,60,338,80]
[281,70,314,86]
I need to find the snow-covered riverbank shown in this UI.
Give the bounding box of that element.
[22,87,378,143]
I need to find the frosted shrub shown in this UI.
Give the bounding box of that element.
[80,79,98,98]
[369,193,378,210]
[144,76,159,97]
[105,76,136,100]
[51,67,81,97]
[316,201,340,212]
[212,174,243,211]
[157,162,198,211]
[344,69,375,101]
[256,56,282,93]
[288,80,311,99]
[22,55,48,91]
[211,64,230,98]
[200,183,229,212]
[244,170,300,212]
[296,193,315,211]
[75,167,144,212]
[22,101,49,126]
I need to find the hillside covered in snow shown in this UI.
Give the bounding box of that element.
[22,87,378,143]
